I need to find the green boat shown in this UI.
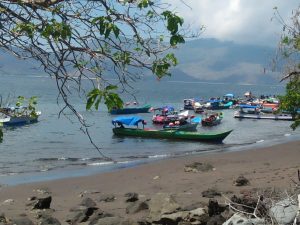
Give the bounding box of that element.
[112,116,232,143]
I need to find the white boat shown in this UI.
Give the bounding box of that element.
[0,107,41,126]
[0,117,10,127]
[234,111,293,121]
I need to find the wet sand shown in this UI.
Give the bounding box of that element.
[0,140,299,224]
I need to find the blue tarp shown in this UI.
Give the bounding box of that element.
[208,100,222,103]
[191,117,201,123]
[112,116,144,126]
[224,102,233,107]
[155,106,174,112]
[239,104,260,109]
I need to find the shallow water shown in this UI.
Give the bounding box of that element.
[0,74,299,185]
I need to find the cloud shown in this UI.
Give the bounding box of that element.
[164,0,299,46]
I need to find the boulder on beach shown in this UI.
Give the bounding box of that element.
[184,162,214,173]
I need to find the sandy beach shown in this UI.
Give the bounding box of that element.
[0,140,299,224]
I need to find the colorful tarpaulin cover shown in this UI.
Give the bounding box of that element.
[112,116,144,126]
[239,104,259,108]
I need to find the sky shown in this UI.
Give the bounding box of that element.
[164,0,299,47]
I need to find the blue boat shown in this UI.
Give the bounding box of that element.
[110,104,151,115]
[0,107,41,126]
[206,100,233,110]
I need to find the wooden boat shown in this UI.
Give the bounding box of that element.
[0,117,10,126]
[194,102,204,113]
[152,106,188,125]
[234,105,293,120]
[163,122,198,131]
[110,104,151,115]
[0,107,41,126]
[201,113,223,126]
[112,116,232,143]
[113,127,232,143]
[205,100,233,110]
[233,111,293,121]
[183,99,195,110]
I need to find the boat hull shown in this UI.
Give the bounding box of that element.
[3,116,39,126]
[201,118,222,126]
[163,123,198,131]
[110,107,151,115]
[234,112,293,121]
[113,128,232,143]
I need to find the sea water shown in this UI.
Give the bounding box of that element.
[0,74,299,185]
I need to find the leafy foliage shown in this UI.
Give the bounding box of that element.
[274,6,300,129]
[0,1,195,117]
[15,96,39,118]
[279,78,300,130]
[86,85,123,112]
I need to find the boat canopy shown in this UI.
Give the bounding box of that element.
[239,104,259,109]
[191,117,201,123]
[154,106,174,112]
[207,100,222,103]
[112,116,145,126]
[224,93,234,98]
[224,102,233,107]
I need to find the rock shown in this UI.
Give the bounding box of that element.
[39,216,61,225]
[234,175,249,186]
[35,209,55,219]
[120,219,145,225]
[124,192,139,202]
[147,193,180,222]
[27,196,37,201]
[207,215,226,225]
[97,194,116,202]
[270,199,298,225]
[2,199,14,205]
[208,199,226,217]
[181,202,204,211]
[0,213,6,223]
[202,188,221,198]
[223,213,265,225]
[9,216,34,225]
[88,209,114,225]
[160,211,189,224]
[187,208,209,224]
[89,216,122,225]
[184,162,214,172]
[33,196,52,209]
[126,201,149,214]
[66,206,98,224]
[80,197,97,208]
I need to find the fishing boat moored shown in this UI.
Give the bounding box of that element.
[112,116,233,143]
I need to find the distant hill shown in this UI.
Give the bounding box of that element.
[170,38,281,85]
[0,49,44,76]
[0,38,282,84]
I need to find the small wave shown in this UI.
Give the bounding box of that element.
[284,133,291,137]
[117,161,130,164]
[256,140,265,143]
[120,155,148,159]
[148,154,169,159]
[88,161,114,166]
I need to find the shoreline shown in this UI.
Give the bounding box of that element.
[0,134,299,186]
[0,140,299,224]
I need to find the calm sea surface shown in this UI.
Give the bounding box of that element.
[0,74,299,185]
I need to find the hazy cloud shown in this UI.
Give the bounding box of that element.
[164,0,299,46]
